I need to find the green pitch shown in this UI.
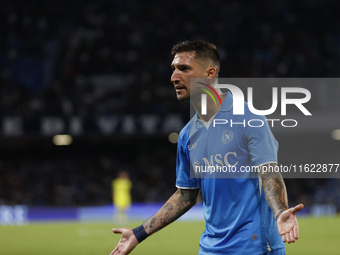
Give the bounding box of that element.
[0,216,339,255]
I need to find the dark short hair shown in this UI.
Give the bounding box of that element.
[171,40,220,68]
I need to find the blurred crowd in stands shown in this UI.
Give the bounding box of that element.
[0,139,177,206]
[1,0,340,117]
[1,135,340,210]
[1,0,340,210]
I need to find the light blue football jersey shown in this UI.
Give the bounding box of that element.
[176,92,285,254]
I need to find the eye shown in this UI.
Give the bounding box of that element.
[179,66,189,71]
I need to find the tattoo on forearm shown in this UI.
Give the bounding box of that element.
[143,189,199,235]
[149,216,156,229]
[260,165,288,220]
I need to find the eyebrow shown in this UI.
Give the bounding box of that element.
[171,64,190,69]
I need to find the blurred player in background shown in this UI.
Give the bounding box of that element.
[110,41,303,255]
[112,171,132,224]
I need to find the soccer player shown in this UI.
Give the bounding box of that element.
[112,171,132,224]
[110,41,303,255]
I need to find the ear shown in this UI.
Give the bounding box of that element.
[206,66,217,78]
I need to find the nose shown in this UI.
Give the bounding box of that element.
[171,70,180,84]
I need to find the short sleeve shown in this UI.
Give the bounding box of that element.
[245,114,279,166]
[175,130,199,189]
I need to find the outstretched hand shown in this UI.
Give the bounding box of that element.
[110,228,139,255]
[277,204,304,244]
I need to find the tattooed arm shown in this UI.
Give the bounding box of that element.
[143,188,200,234]
[259,163,289,220]
[110,188,200,255]
[259,163,304,244]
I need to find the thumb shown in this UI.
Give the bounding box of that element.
[112,228,123,234]
[290,203,304,214]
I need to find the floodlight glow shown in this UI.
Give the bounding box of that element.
[168,132,179,144]
[53,134,73,146]
[331,129,340,140]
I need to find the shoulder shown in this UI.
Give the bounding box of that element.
[178,122,189,150]
[178,116,195,140]
[178,117,196,151]
[179,121,190,137]
[242,101,265,119]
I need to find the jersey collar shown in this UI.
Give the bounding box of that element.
[192,91,234,125]
[219,91,233,112]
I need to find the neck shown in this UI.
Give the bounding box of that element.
[192,93,226,122]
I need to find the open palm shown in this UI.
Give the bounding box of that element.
[110,228,139,255]
[277,204,304,244]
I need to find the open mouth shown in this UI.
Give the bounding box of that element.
[175,85,186,93]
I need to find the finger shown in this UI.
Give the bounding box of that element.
[289,230,295,243]
[111,247,122,255]
[278,226,285,236]
[291,204,304,214]
[110,246,119,255]
[112,228,123,234]
[293,225,299,240]
[282,233,287,243]
[286,231,292,243]
[113,246,119,253]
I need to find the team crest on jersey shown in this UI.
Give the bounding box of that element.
[222,130,234,144]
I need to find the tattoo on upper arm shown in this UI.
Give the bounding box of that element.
[143,189,199,234]
[176,189,199,213]
[260,164,288,219]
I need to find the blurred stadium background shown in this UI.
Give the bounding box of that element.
[0,0,340,254]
